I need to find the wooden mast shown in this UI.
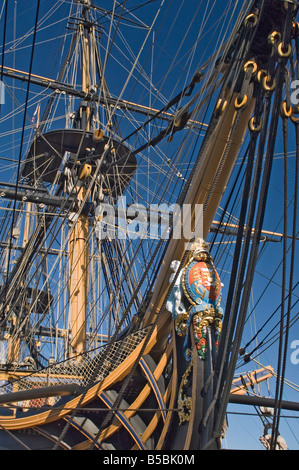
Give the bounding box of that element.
[143,93,255,330]
[68,1,91,359]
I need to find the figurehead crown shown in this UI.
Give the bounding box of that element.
[192,238,211,261]
[194,238,209,252]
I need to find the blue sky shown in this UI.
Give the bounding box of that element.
[0,0,298,450]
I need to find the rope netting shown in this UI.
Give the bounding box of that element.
[0,325,150,408]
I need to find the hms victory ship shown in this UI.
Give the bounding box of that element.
[0,0,298,451]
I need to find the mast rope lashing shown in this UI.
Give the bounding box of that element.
[79,163,92,181]
[93,128,104,141]
[173,109,190,128]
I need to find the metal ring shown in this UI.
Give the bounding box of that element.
[281,101,292,117]
[257,69,267,83]
[268,31,281,45]
[284,0,296,11]
[277,42,292,57]
[244,60,258,75]
[215,98,227,115]
[262,75,276,91]
[244,13,258,27]
[248,116,262,132]
[235,94,248,109]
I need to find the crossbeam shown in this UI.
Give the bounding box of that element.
[0,65,206,128]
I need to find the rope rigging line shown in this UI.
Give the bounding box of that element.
[0,130,110,360]
[86,5,265,450]
[114,0,259,165]
[214,85,271,391]
[218,90,283,448]
[206,7,298,446]
[53,22,242,450]
[0,0,7,84]
[48,0,168,448]
[1,0,41,326]
[239,281,299,359]
[0,0,298,452]
[88,25,225,373]
[270,3,296,449]
[246,302,299,364]
[48,2,267,449]
[0,0,244,346]
[271,95,299,450]
[243,226,299,330]
[201,107,263,444]
[209,140,250,257]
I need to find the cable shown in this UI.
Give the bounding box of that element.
[271,101,299,449]
[1,0,41,324]
[211,19,290,447]
[0,0,7,83]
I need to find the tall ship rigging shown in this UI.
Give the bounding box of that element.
[0,0,298,450]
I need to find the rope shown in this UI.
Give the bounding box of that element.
[216,92,270,386]
[209,47,287,449]
[242,281,299,358]
[1,0,41,325]
[0,0,7,83]
[4,0,297,452]
[270,111,289,449]
[85,3,265,449]
[270,2,295,448]
[202,107,262,443]
[271,103,299,449]
[83,108,222,449]
[68,19,248,444]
